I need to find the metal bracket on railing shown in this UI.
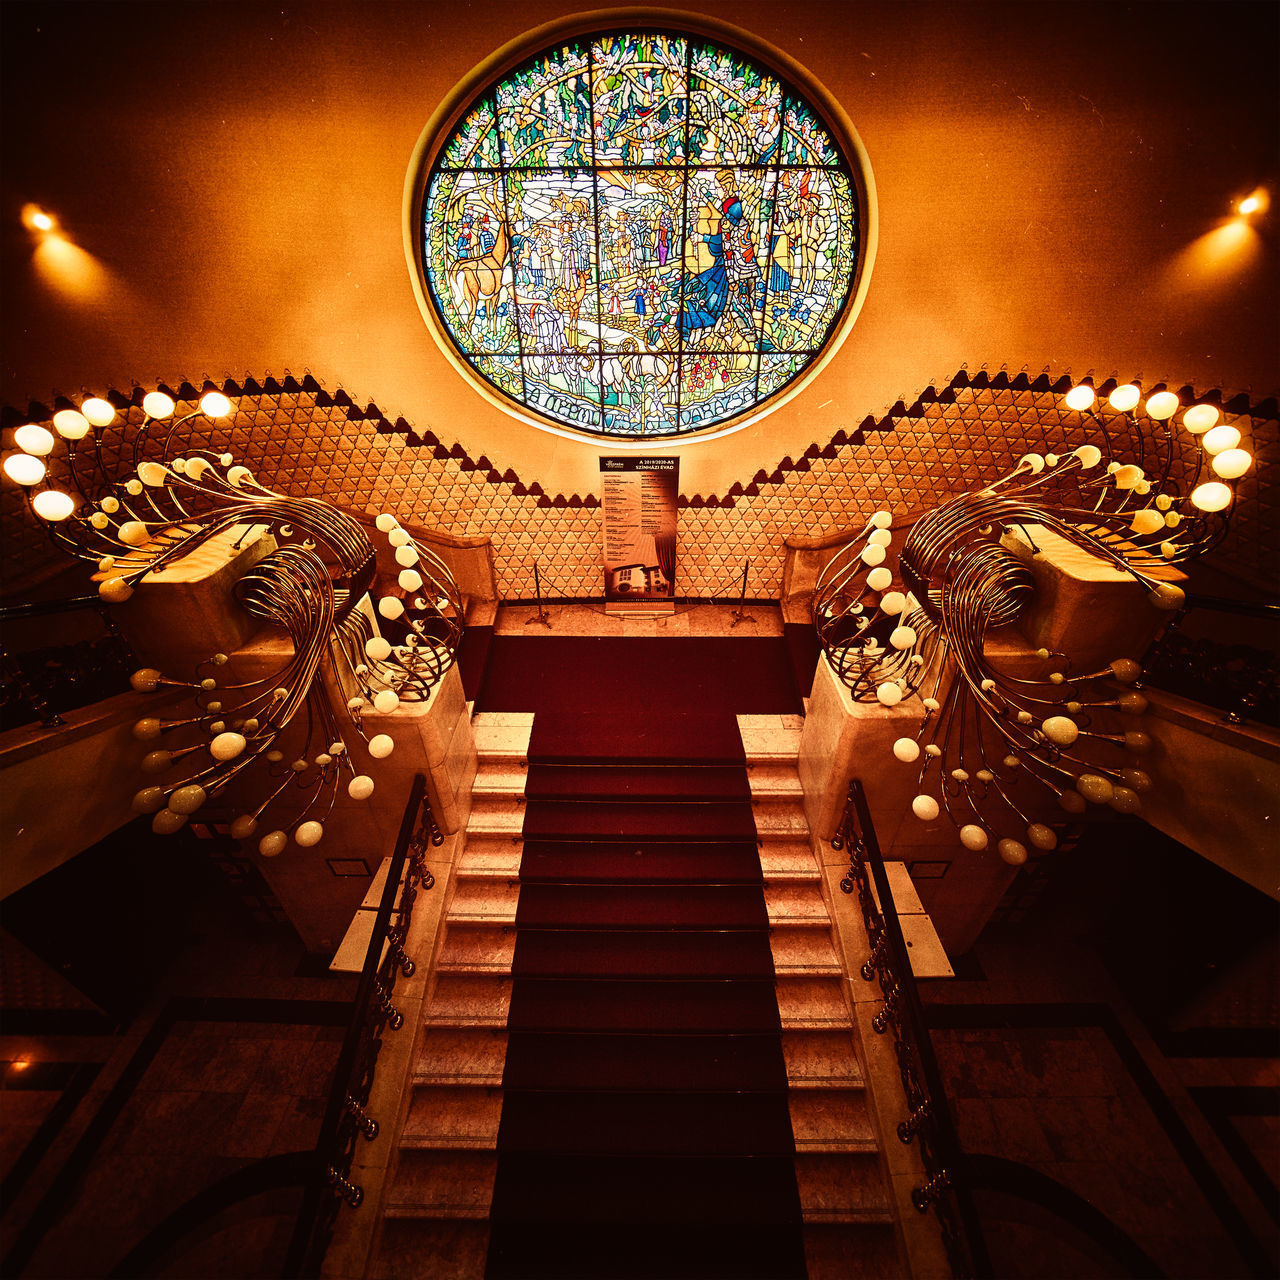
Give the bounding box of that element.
[861,930,888,981]
[872,984,900,1034]
[327,1166,364,1209]
[373,980,403,1031]
[898,1099,931,1144]
[387,932,416,978]
[344,1094,379,1142]
[912,1169,952,1213]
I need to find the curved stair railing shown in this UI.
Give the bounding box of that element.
[282,771,442,1278]
[832,778,993,1280]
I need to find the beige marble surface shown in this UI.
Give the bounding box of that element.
[495,601,785,636]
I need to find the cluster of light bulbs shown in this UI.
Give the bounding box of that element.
[3,389,235,523]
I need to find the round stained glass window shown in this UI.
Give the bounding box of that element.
[412,26,872,439]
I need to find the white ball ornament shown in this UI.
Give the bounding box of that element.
[1110,659,1141,684]
[168,784,207,814]
[925,744,942,758]
[1202,424,1241,455]
[373,689,399,714]
[365,636,392,662]
[866,567,893,591]
[294,821,324,847]
[876,682,903,707]
[141,750,171,774]
[399,569,423,592]
[266,749,284,762]
[1148,583,1185,611]
[378,596,405,620]
[1041,716,1080,747]
[329,742,345,755]
[951,768,969,782]
[210,732,247,761]
[868,528,892,547]
[892,738,920,763]
[375,513,397,532]
[871,510,893,529]
[125,479,143,496]
[118,521,149,546]
[1131,509,1163,536]
[879,591,907,615]
[923,697,940,712]
[1027,823,1057,850]
[291,758,308,773]
[1076,773,1114,804]
[1002,754,1020,769]
[959,825,988,851]
[388,527,410,547]
[998,839,1028,866]
[890,625,917,650]
[1120,768,1152,793]
[138,461,167,487]
[90,513,110,531]
[368,734,394,759]
[912,794,940,821]
[1109,786,1142,814]
[1058,788,1087,814]
[259,830,288,858]
[975,769,994,783]
[1211,448,1251,480]
[152,809,188,835]
[131,786,166,814]
[230,814,258,840]
[132,718,162,740]
[315,753,332,767]
[130,668,162,692]
[1073,445,1103,469]
[394,543,420,567]
[860,544,886,567]
[348,775,375,800]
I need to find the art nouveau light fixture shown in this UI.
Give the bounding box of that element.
[813,383,1252,863]
[3,388,462,856]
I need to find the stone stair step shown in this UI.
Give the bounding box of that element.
[753,799,812,842]
[737,714,803,763]
[744,761,805,798]
[472,714,532,764]
[759,842,821,884]
[764,883,831,925]
[796,1154,896,1224]
[789,1088,878,1153]
[423,974,511,1027]
[401,1085,502,1149]
[371,1218,490,1278]
[455,838,522,882]
[771,928,841,976]
[383,1150,497,1219]
[449,880,520,922]
[781,1030,865,1089]
[437,925,515,974]
[414,1027,509,1087]
[466,795,525,837]
[776,976,852,1029]
[471,762,529,796]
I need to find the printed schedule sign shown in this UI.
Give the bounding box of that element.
[599,457,679,606]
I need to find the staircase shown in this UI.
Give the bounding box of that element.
[369,711,901,1279]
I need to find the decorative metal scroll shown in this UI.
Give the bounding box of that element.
[813,383,1254,861]
[1,390,462,856]
[420,29,863,437]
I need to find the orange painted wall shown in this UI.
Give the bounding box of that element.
[3,0,1276,501]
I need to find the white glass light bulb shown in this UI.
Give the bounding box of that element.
[890,625,917,650]
[1130,509,1163,535]
[153,809,188,835]
[1148,583,1185,612]
[378,596,405,620]
[138,461,168,487]
[1181,403,1219,434]
[1190,481,1232,512]
[199,391,232,418]
[99,576,133,602]
[879,591,906,615]
[14,424,55,456]
[368,734,395,759]
[1027,823,1057,850]
[912,794,939,821]
[959,824,988,851]
[1113,464,1143,490]
[259,830,288,857]
[866,567,893,591]
[395,543,419,567]
[1201,424,1240,455]
[375,513,397,532]
[398,569,423,592]
[876,682,903,707]
[1041,715,1080,747]
[118,520,149,546]
[142,391,175,419]
[365,636,392,662]
[1076,774,1114,804]
[230,814,257,840]
[373,689,399,714]
[388,527,410,547]
[868,528,892,547]
[892,737,920,763]
[1145,391,1179,420]
[32,489,74,521]
[80,398,116,427]
[294,821,324,847]
[1064,385,1095,411]
[1211,449,1251,480]
[210,731,247,761]
[348,775,375,800]
[3,453,45,485]
[860,544,886,567]
[871,510,892,529]
[998,838,1028,866]
[1108,384,1141,412]
[168,784,207,815]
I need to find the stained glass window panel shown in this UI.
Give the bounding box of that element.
[418,27,866,438]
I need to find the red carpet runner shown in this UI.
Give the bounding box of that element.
[479,638,807,1279]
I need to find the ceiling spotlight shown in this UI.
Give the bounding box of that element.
[142,391,176,419]
[1108,384,1141,412]
[199,391,232,418]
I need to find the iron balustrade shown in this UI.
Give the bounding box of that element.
[0,594,137,730]
[832,778,992,1279]
[1139,593,1280,727]
[283,771,443,1278]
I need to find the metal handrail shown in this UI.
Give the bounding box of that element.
[832,778,992,1279]
[282,771,441,1278]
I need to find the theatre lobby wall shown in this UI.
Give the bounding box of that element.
[2,0,1278,519]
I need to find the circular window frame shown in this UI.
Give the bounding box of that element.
[403,7,878,449]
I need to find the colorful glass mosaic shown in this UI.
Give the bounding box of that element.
[419,30,865,438]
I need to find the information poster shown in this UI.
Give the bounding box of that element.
[600,457,679,608]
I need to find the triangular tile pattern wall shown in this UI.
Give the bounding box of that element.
[3,372,1276,601]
